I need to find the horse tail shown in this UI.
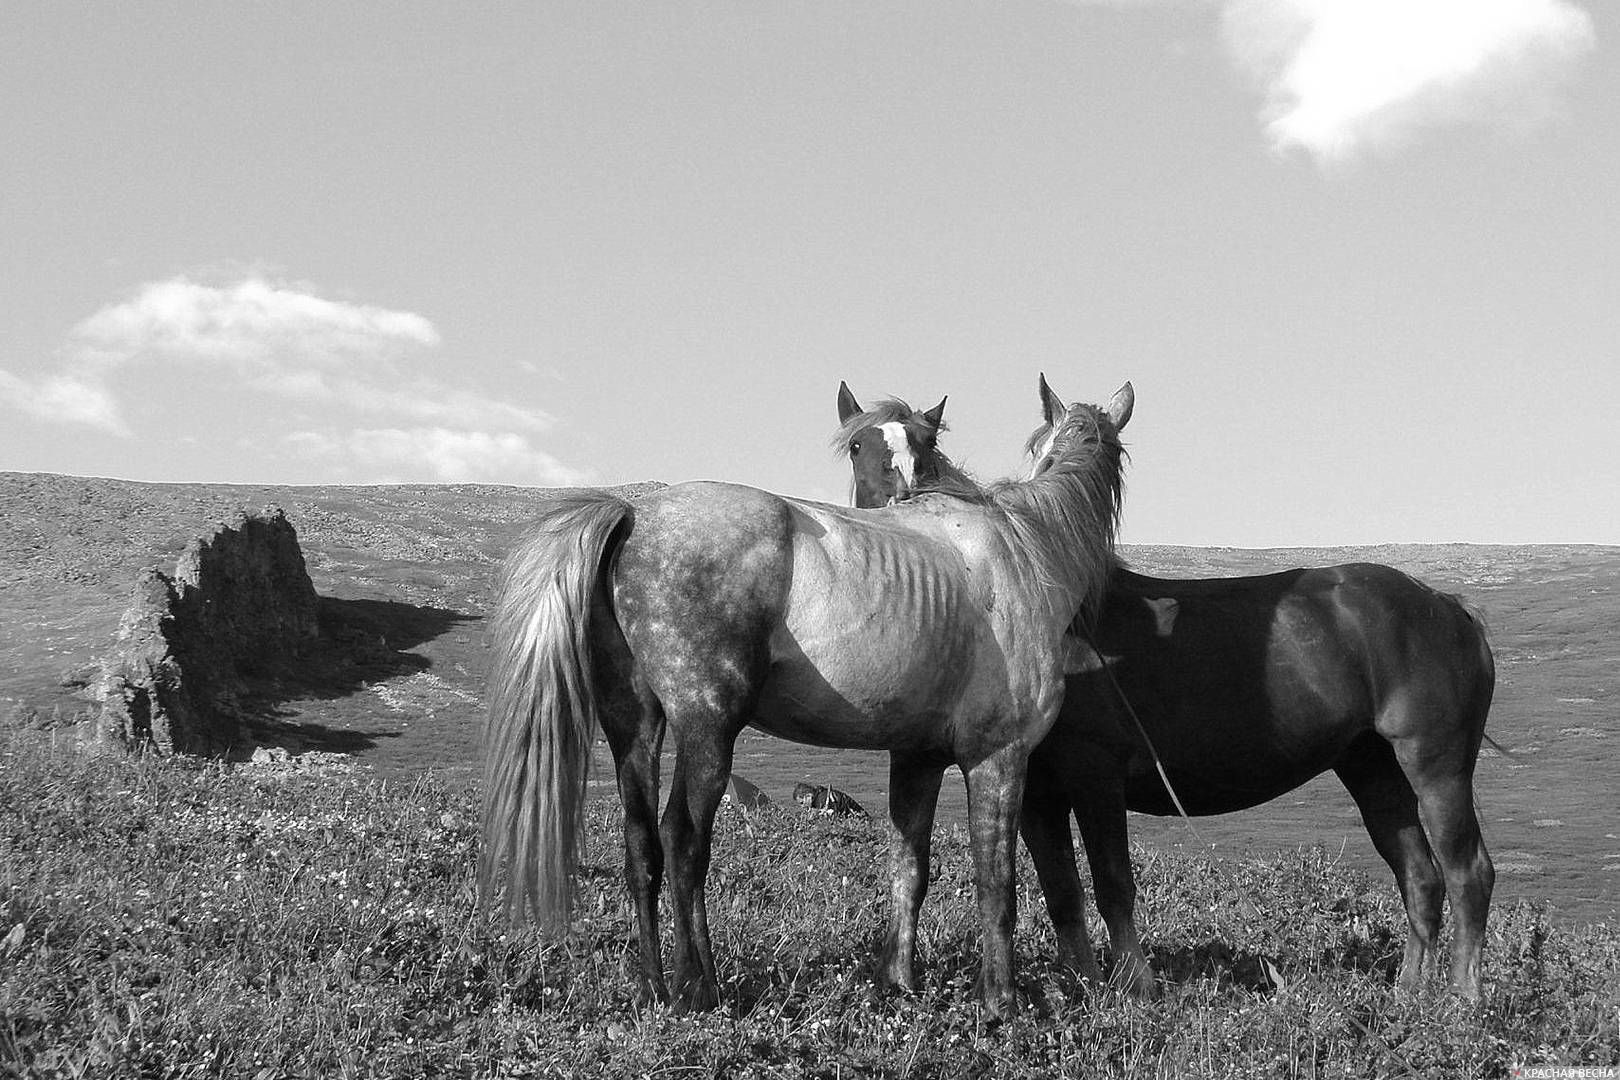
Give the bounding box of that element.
[1446,591,1500,755]
[481,490,634,929]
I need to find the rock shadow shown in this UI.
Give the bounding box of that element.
[233,595,481,757]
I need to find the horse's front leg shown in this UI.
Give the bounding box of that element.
[963,743,1031,1018]
[880,752,945,994]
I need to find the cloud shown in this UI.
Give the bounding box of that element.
[60,276,553,432]
[0,369,130,435]
[70,277,439,370]
[1220,0,1597,162]
[285,427,595,486]
[3,275,585,486]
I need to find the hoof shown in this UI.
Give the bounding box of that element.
[632,980,670,1009]
[979,994,1015,1024]
[974,973,1019,1021]
[1113,959,1160,1002]
[671,978,721,1014]
[1056,945,1107,987]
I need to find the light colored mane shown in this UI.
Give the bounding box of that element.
[983,403,1126,617]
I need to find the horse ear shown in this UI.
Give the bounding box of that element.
[1038,373,1066,428]
[1106,381,1134,431]
[837,381,862,423]
[921,396,947,431]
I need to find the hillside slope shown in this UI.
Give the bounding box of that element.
[2,471,1616,922]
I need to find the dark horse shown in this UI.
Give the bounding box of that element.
[483,379,1133,1015]
[836,382,1497,999]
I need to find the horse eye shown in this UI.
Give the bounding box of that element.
[850,441,860,455]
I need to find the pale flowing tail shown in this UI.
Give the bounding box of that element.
[481,490,634,928]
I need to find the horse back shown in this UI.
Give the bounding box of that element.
[1100,562,1489,706]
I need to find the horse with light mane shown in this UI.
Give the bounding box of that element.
[836,380,1497,1000]
[483,377,1133,1016]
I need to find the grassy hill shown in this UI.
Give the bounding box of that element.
[3,471,1614,921]
[2,470,1617,1076]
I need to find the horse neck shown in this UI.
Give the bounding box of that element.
[988,439,1123,618]
[913,448,984,503]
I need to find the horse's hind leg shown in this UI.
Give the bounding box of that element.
[599,683,668,1005]
[880,751,946,995]
[659,714,745,1012]
[1400,750,1494,1000]
[1334,733,1444,990]
[1071,776,1156,999]
[1019,758,1104,985]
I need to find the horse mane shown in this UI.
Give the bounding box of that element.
[986,403,1127,617]
[1023,420,1055,458]
[910,447,990,503]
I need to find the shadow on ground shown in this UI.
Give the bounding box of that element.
[1149,934,1399,994]
[231,595,481,758]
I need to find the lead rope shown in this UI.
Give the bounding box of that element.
[1072,618,1200,839]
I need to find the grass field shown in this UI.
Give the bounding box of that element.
[2,726,1617,1079]
[2,471,1618,1076]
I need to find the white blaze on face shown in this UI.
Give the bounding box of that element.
[879,422,915,496]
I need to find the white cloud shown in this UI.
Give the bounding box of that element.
[0,369,130,435]
[1221,0,1597,162]
[286,427,595,486]
[65,276,554,432]
[71,277,439,370]
[3,275,585,486]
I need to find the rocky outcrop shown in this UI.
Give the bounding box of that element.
[793,782,869,819]
[96,509,319,754]
[722,773,771,813]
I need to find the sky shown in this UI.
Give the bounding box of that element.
[2,1,1616,546]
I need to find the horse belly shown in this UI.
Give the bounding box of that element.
[1107,651,1366,815]
[756,572,989,751]
[750,510,1012,751]
[753,627,983,751]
